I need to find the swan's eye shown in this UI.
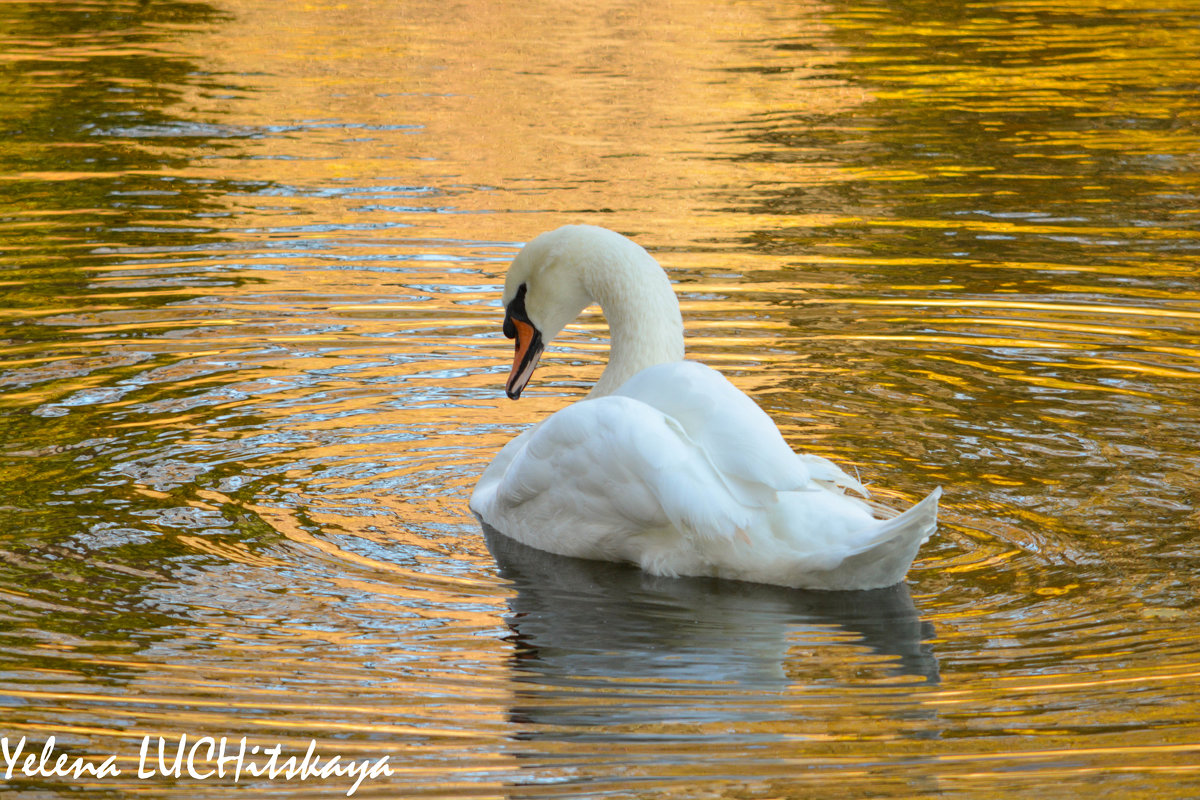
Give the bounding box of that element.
[503,283,529,339]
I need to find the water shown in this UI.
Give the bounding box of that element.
[2,0,1199,796]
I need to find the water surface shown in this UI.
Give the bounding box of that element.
[2,0,1199,796]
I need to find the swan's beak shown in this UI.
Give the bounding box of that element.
[505,317,543,400]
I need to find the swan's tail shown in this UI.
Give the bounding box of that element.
[832,487,942,590]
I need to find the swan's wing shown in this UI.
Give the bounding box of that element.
[614,361,813,503]
[796,453,871,498]
[487,395,755,543]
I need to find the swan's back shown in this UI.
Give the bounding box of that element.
[614,361,811,506]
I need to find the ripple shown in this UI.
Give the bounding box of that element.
[2,0,1200,796]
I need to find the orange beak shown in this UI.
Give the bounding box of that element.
[505,317,544,400]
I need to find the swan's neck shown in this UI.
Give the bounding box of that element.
[582,251,684,397]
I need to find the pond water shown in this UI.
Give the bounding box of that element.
[2,0,1199,796]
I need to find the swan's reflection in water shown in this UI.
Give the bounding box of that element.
[485,525,939,794]
[485,524,939,702]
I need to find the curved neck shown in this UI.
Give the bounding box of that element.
[581,251,685,397]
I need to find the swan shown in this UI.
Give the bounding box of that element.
[470,224,941,591]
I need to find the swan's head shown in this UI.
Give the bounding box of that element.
[499,226,610,399]
[498,225,681,400]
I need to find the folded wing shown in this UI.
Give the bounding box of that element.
[484,394,759,547]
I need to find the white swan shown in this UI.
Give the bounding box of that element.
[470,225,941,591]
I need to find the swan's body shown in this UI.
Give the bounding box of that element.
[471,225,940,591]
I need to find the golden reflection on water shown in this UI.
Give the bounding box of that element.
[1,0,1200,796]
